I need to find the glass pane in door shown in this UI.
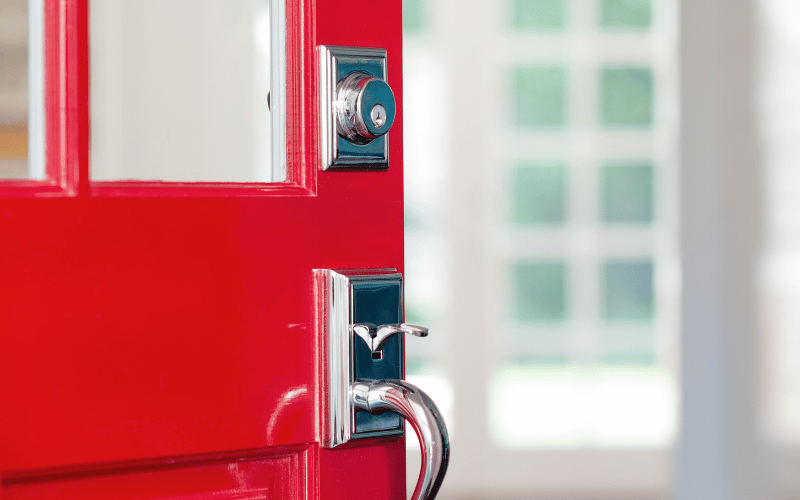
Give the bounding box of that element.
[90,0,285,183]
[0,0,43,180]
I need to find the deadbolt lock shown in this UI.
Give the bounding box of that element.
[320,46,394,170]
[336,71,396,144]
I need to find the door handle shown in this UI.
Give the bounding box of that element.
[317,269,451,499]
[352,380,450,500]
[353,323,428,353]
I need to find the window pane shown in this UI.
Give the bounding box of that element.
[90,0,284,182]
[514,261,567,322]
[600,0,652,30]
[601,163,654,223]
[403,0,425,34]
[512,66,566,127]
[601,352,656,364]
[509,0,566,31]
[0,0,34,179]
[602,260,654,321]
[599,326,657,366]
[0,126,26,179]
[490,365,677,448]
[600,67,654,126]
[512,163,567,225]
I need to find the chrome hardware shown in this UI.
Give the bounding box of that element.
[353,323,428,353]
[352,380,450,500]
[316,268,451,500]
[371,104,387,128]
[335,71,396,144]
[317,268,405,446]
[319,45,393,170]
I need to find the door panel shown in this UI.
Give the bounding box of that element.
[4,447,311,499]
[318,443,406,499]
[1,193,402,470]
[0,0,405,498]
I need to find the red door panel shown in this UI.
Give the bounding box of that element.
[1,194,404,470]
[0,0,405,498]
[4,446,312,499]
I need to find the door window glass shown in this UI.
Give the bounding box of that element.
[0,0,44,180]
[90,0,285,183]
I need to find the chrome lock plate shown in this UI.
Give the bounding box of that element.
[316,269,410,445]
[319,46,396,170]
[316,269,450,500]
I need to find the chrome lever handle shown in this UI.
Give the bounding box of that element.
[352,380,450,500]
[352,323,429,353]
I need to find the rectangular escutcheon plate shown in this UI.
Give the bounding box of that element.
[316,269,405,448]
[318,46,390,170]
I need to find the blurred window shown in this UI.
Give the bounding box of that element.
[404,0,679,495]
[600,0,652,30]
[514,260,568,323]
[512,163,567,225]
[603,259,654,322]
[758,0,800,467]
[512,66,567,127]
[601,67,654,126]
[509,0,567,31]
[601,163,654,224]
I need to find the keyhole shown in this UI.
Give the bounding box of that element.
[371,104,387,128]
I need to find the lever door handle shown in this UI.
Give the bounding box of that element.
[352,323,429,352]
[318,269,451,495]
[352,380,450,500]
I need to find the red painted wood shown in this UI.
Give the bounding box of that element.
[319,441,407,500]
[0,0,405,498]
[4,446,313,499]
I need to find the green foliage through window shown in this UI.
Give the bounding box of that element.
[512,164,567,225]
[600,0,652,30]
[513,66,566,127]
[603,260,654,321]
[404,0,425,34]
[514,261,567,322]
[510,0,566,31]
[601,67,653,126]
[601,163,654,223]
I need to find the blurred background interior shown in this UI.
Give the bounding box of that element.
[400,0,799,498]
[1,0,799,498]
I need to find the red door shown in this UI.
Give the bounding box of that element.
[0,0,413,498]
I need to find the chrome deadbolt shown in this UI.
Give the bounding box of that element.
[320,46,394,169]
[336,71,396,144]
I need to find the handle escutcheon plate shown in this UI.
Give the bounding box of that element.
[316,269,451,500]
